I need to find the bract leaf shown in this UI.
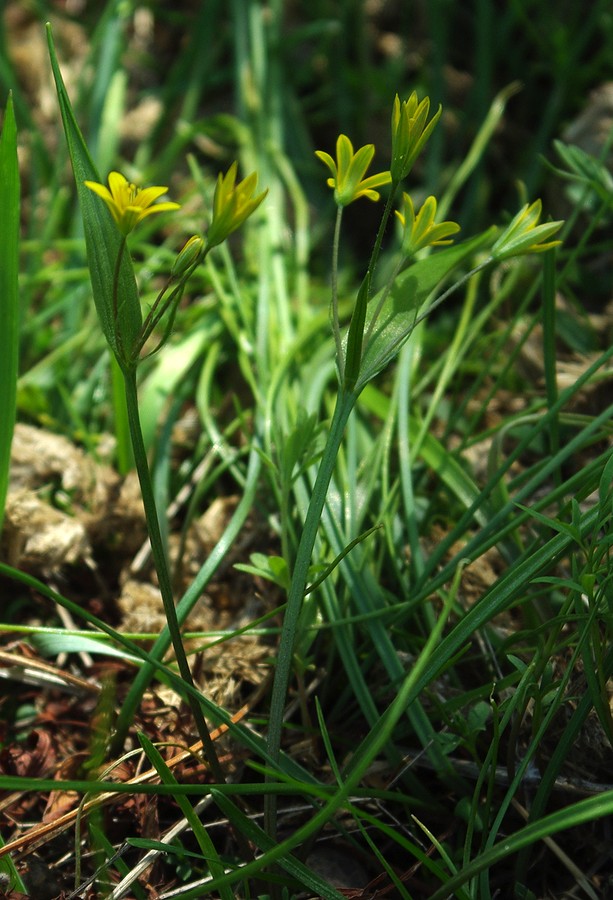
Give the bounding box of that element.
[47,25,141,367]
[355,228,496,389]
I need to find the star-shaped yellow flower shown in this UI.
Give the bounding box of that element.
[315,135,391,207]
[395,193,460,256]
[84,171,180,236]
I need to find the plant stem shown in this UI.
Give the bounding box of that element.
[342,185,398,390]
[121,366,225,782]
[264,386,357,838]
[331,205,344,382]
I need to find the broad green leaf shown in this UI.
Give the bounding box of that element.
[235,552,290,589]
[0,93,19,534]
[357,228,496,387]
[46,25,141,366]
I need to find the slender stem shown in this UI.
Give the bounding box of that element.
[110,355,132,475]
[362,252,404,351]
[121,366,225,782]
[135,257,203,361]
[342,185,399,390]
[367,183,399,293]
[137,275,173,347]
[112,446,262,753]
[112,238,127,360]
[264,386,357,838]
[331,205,344,382]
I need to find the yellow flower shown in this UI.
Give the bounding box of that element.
[395,193,460,256]
[84,171,180,236]
[491,200,563,261]
[315,135,391,206]
[391,93,441,184]
[206,162,268,249]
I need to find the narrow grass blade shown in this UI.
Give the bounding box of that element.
[0,93,19,532]
[211,790,347,900]
[137,732,233,899]
[428,790,613,900]
[0,830,27,895]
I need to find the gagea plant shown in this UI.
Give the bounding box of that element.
[0,26,566,895]
[50,13,563,800]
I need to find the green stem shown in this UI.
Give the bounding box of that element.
[110,355,132,474]
[111,446,261,753]
[134,256,204,361]
[331,205,344,382]
[112,238,127,361]
[264,386,357,837]
[121,366,225,782]
[343,184,398,390]
[368,183,399,287]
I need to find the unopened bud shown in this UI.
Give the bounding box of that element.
[171,235,204,277]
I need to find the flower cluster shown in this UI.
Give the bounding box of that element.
[86,163,268,253]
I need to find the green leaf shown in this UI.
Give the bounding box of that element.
[126,837,208,861]
[553,139,613,201]
[32,632,142,664]
[0,93,19,534]
[235,553,290,590]
[357,228,496,387]
[46,25,141,367]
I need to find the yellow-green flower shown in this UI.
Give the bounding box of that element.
[491,200,563,261]
[391,93,441,184]
[84,171,180,236]
[395,193,460,256]
[315,135,391,207]
[206,162,268,250]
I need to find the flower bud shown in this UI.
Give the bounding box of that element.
[171,235,205,277]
